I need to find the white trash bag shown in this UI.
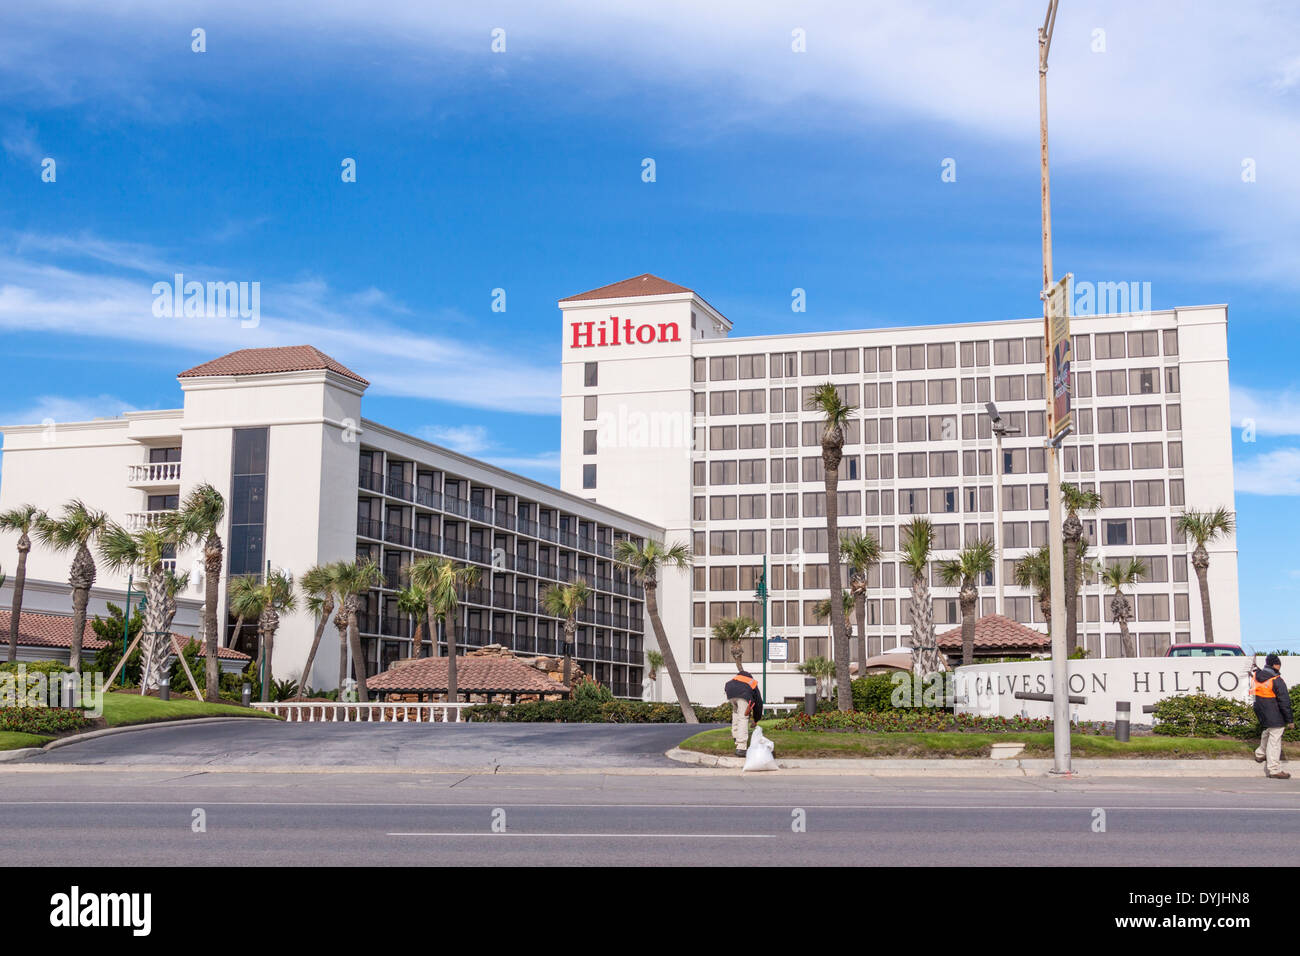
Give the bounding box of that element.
[743,725,778,772]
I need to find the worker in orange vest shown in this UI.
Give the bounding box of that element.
[724,667,763,757]
[1251,654,1294,779]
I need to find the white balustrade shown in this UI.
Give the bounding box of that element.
[251,701,469,723]
[127,462,182,484]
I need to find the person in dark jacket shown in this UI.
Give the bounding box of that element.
[724,668,764,757]
[1252,654,1294,778]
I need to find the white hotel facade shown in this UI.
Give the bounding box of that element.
[0,275,1240,705]
[559,275,1239,705]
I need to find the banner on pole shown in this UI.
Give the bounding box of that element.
[1045,273,1073,438]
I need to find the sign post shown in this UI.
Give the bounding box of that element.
[755,556,769,702]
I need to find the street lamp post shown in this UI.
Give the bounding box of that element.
[754,556,769,703]
[985,402,1020,616]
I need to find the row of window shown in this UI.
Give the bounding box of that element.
[692,330,1178,383]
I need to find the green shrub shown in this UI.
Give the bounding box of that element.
[1151,693,1257,739]
[775,710,1094,734]
[850,674,898,712]
[0,660,71,676]
[0,707,92,735]
[572,680,614,705]
[464,698,735,723]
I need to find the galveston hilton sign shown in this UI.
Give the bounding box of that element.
[952,656,1293,723]
[570,316,681,349]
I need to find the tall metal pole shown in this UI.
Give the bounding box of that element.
[1038,0,1071,774]
[759,555,768,703]
[993,429,1005,615]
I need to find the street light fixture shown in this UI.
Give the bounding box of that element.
[984,402,1020,616]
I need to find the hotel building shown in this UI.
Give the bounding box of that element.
[0,347,662,696]
[559,275,1239,704]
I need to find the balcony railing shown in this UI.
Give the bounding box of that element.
[357,517,383,540]
[126,510,175,531]
[383,524,410,547]
[387,477,415,501]
[358,470,384,493]
[127,462,181,485]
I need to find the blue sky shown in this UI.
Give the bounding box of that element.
[1,1,1298,644]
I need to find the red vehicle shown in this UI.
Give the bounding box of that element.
[1164,643,1245,658]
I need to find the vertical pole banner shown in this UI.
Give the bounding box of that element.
[1046,273,1073,438]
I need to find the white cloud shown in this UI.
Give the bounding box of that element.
[0,233,559,414]
[0,393,136,426]
[420,424,491,456]
[1231,385,1300,437]
[1235,448,1300,496]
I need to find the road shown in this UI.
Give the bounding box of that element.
[3,722,1299,866]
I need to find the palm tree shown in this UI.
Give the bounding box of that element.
[395,580,429,659]
[162,483,226,701]
[1175,508,1235,642]
[1102,558,1147,657]
[798,655,837,700]
[36,500,109,673]
[1060,483,1102,657]
[841,531,881,679]
[645,649,665,700]
[899,517,944,676]
[813,592,855,666]
[97,522,175,692]
[407,556,478,705]
[334,559,383,702]
[806,381,855,711]
[296,562,341,699]
[0,504,45,663]
[939,539,996,666]
[251,569,296,701]
[712,616,759,670]
[541,578,593,687]
[227,573,263,656]
[1014,546,1053,624]
[613,538,696,723]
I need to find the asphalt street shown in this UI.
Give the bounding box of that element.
[3,722,1299,866]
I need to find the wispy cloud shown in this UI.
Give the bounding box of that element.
[1231,385,1300,437]
[0,232,559,414]
[420,424,491,456]
[0,393,137,427]
[1236,448,1300,496]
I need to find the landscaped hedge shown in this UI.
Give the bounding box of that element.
[0,707,92,735]
[464,700,734,723]
[774,709,1087,735]
[1152,690,1300,741]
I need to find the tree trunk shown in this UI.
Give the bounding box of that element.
[139,565,169,693]
[1063,521,1081,657]
[910,573,942,676]
[445,604,459,705]
[335,611,350,695]
[347,613,369,703]
[7,534,29,663]
[960,580,978,666]
[562,620,575,688]
[645,579,696,723]
[822,436,852,712]
[68,544,96,675]
[296,594,334,700]
[229,615,245,653]
[258,606,279,702]
[203,533,223,701]
[412,617,427,659]
[1192,545,1214,642]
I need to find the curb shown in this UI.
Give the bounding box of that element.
[0,747,47,763]
[665,748,1283,778]
[0,717,264,763]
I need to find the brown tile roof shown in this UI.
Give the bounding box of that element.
[0,610,110,651]
[168,634,250,661]
[177,346,369,386]
[559,273,693,303]
[367,656,569,695]
[936,614,1050,652]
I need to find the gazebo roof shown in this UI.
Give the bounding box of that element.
[367,656,569,695]
[935,614,1050,653]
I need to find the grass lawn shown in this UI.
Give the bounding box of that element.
[679,727,1300,760]
[100,692,278,728]
[0,731,53,751]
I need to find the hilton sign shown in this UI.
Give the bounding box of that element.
[570,316,681,349]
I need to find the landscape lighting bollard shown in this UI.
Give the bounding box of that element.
[61,673,77,709]
[242,683,252,706]
[159,676,170,702]
[1115,700,1130,743]
[804,676,817,716]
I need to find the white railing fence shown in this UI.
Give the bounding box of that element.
[252,701,469,722]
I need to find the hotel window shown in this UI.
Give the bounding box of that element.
[1030,483,1048,509]
[1101,481,1131,508]
[898,381,925,406]
[709,531,737,555]
[1075,408,1093,435]
[1002,485,1029,511]
[1165,367,1180,393]
[228,427,268,578]
[584,362,598,387]
[897,417,926,442]
[710,391,737,415]
[584,396,598,420]
[895,345,925,371]
[831,348,859,374]
[738,389,765,414]
[710,356,738,381]
[710,496,737,520]
[1130,406,1162,434]
[1094,332,1126,359]
[930,451,959,477]
[1134,517,1167,545]
[1099,444,1130,470]
[994,375,1025,402]
[693,497,705,521]
[582,465,597,489]
[1129,368,1159,395]
[738,424,765,449]
[1169,479,1185,506]
[583,430,597,455]
[1026,374,1045,401]
[1174,594,1190,622]
[738,459,766,484]
[1025,337,1045,364]
[693,462,706,488]
[1097,407,1128,433]
[1128,331,1159,358]
[150,446,181,463]
[927,379,957,404]
[993,338,1025,365]
[932,524,960,549]
[1002,522,1029,547]
[960,341,977,368]
[1131,442,1164,469]
[933,343,957,368]
[801,350,830,375]
[709,461,738,485]
[1075,371,1093,398]
[1142,556,1169,583]
[880,419,894,444]
[928,415,956,441]
[709,426,737,451]
[930,488,958,514]
[1027,410,1046,436]
[1163,329,1179,355]
[1166,404,1181,430]
[1073,335,1091,361]
[693,392,706,416]
[739,494,765,519]
[1136,594,1170,621]
[900,489,927,515]
[898,452,927,479]
[1167,441,1183,468]
[1103,519,1131,546]
[1002,448,1026,474]
[879,382,894,408]
[738,354,766,379]
[877,347,893,372]
[693,358,706,382]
